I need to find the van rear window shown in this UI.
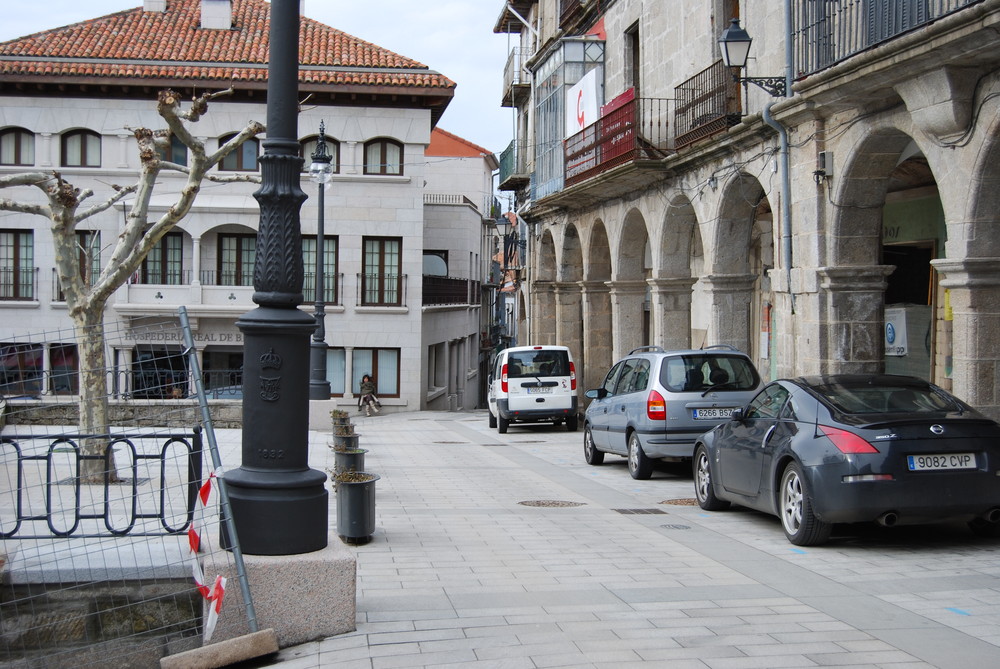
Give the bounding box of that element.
[507,350,570,377]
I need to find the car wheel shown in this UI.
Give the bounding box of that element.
[584,426,604,465]
[779,462,831,546]
[566,415,579,432]
[968,518,1000,538]
[498,414,509,434]
[488,411,497,428]
[627,432,653,480]
[693,445,730,511]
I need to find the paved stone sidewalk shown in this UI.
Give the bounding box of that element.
[256,410,1000,668]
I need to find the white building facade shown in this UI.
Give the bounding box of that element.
[0,0,495,412]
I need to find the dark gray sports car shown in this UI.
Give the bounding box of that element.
[693,375,1000,545]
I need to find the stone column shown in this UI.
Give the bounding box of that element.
[699,274,757,352]
[344,346,354,399]
[580,280,612,391]
[932,258,1000,419]
[648,277,696,350]
[607,280,648,359]
[533,279,556,345]
[554,281,583,359]
[817,265,895,374]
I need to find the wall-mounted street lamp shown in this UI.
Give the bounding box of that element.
[718,18,787,98]
[308,121,333,400]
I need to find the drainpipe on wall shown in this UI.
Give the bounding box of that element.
[762,0,796,315]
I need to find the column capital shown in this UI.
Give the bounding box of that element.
[817,265,894,291]
[932,257,1000,288]
[647,276,698,293]
[699,273,757,293]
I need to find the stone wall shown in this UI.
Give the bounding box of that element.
[2,399,243,429]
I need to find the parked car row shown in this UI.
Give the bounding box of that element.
[491,343,1000,546]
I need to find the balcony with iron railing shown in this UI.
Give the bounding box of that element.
[423,276,481,307]
[564,94,673,189]
[0,266,38,302]
[673,60,742,150]
[793,0,982,77]
[357,273,407,308]
[498,140,530,191]
[502,47,532,108]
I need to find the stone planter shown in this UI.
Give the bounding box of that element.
[335,472,379,545]
[334,448,367,475]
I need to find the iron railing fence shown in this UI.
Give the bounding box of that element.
[1,430,203,539]
[674,59,742,150]
[499,139,531,187]
[793,0,983,77]
[357,272,406,307]
[564,96,673,188]
[423,276,482,306]
[0,266,37,301]
[302,271,342,305]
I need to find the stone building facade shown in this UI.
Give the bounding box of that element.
[496,0,1000,418]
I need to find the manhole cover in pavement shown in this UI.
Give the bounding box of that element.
[661,524,691,530]
[518,500,586,508]
[661,498,698,506]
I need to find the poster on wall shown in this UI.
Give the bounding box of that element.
[884,307,908,357]
[565,69,599,139]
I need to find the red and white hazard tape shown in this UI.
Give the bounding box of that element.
[189,470,227,641]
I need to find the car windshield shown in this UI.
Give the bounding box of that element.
[506,350,570,378]
[810,380,959,415]
[659,354,759,392]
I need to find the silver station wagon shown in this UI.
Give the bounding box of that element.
[583,346,763,479]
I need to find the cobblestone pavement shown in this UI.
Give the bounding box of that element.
[260,410,1000,668]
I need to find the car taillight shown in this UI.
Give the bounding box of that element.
[819,425,879,453]
[501,364,508,393]
[569,362,577,391]
[647,390,666,420]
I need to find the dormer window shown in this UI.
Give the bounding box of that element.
[0,128,34,166]
[61,130,101,168]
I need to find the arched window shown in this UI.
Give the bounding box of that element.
[363,138,403,176]
[0,128,34,166]
[61,130,101,168]
[219,134,259,171]
[300,135,340,174]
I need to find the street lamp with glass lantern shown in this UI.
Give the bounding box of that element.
[718,18,787,98]
[308,121,333,400]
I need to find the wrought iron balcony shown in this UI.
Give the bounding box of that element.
[564,95,673,188]
[673,60,742,150]
[502,47,531,108]
[0,266,38,301]
[423,276,480,307]
[498,140,531,191]
[793,0,981,77]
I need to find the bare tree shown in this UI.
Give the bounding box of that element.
[0,88,265,481]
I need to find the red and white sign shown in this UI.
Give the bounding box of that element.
[565,69,600,138]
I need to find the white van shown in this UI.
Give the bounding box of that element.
[487,345,578,433]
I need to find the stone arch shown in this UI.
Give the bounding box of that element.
[581,220,613,391]
[699,173,766,352]
[556,224,585,392]
[650,193,699,349]
[933,102,1000,417]
[610,208,650,355]
[533,228,558,345]
[822,125,941,377]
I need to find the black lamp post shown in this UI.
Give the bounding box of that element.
[718,18,787,97]
[308,122,333,400]
[225,0,329,555]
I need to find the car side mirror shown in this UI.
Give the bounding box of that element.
[730,408,745,422]
[585,388,607,400]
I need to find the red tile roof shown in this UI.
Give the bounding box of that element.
[427,128,493,158]
[0,0,455,95]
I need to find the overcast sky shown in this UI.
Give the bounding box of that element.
[0,0,516,156]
